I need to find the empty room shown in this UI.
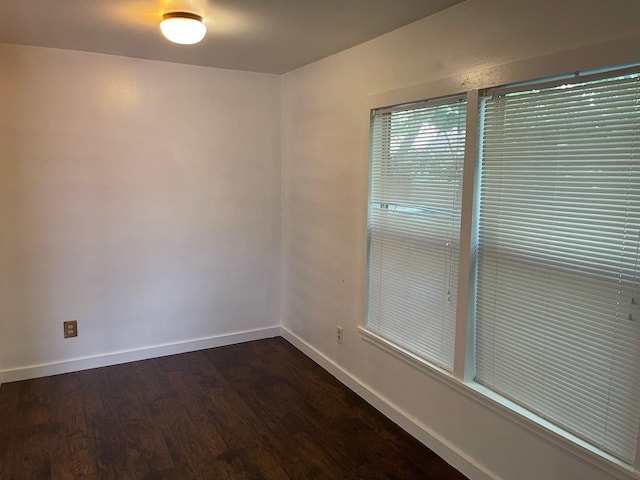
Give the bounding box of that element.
[1,0,639,479]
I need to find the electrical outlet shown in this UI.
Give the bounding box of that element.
[336,326,344,344]
[63,320,78,338]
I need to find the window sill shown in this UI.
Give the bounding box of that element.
[358,325,640,480]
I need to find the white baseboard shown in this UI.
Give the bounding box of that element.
[280,326,497,480]
[0,326,280,385]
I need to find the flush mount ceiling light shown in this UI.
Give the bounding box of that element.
[160,12,206,45]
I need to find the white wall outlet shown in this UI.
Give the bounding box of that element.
[336,326,344,344]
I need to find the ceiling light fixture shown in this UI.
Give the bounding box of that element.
[160,12,206,45]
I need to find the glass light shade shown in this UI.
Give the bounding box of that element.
[160,12,206,45]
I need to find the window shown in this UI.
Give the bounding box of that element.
[364,66,640,468]
[474,70,640,463]
[366,95,466,370]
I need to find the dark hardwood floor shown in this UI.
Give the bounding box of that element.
[0,337,468,480]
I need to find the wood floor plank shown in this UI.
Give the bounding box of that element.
[49,373,100,480]
[0,381,21,480]
[0,338,468,480]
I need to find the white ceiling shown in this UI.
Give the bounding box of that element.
[0,0,464,74]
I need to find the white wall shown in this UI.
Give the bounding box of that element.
[281,1,640,479]
[0,44,281,377]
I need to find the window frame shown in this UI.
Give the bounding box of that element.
[359,64,640,476]
[365,93,468,372]
[473,68,640,464]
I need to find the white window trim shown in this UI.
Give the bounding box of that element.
[453,89,478,381]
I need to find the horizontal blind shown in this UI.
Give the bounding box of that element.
[475,71,640,463]
[367,97,466,370]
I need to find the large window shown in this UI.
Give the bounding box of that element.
[365,66,640,467]
[474,70,640,463]
[366,96,466,370]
